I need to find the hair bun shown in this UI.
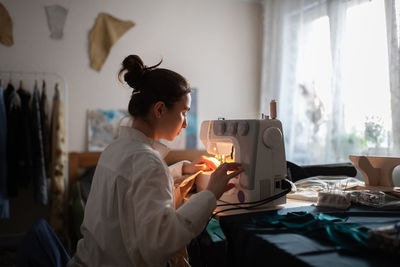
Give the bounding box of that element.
[119,55,163,91]
[122,55,146,74]
[121,55,146,89]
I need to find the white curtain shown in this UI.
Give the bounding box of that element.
[261,0,394,165]
[385,0,400,155]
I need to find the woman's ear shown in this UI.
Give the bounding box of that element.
[153,101,166,118]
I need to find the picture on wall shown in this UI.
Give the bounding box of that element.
[186,87,198,149]
[87,109,129,151]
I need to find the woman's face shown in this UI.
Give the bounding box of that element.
[159,93,191,141]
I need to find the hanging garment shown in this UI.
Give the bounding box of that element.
[89,13,135,71]
[31,84,48,205]
[17,85,33,188]
[4,82,22,197]
[49,85,67,234]
[45,5,68,39]
[0,84,10,218]
[40,81,51,179]
[0,3,13,46]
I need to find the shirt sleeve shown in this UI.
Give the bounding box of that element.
[168,160,190,179]
[118,154,216,267]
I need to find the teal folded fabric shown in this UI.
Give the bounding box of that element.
[250,211,368,251]
[206,218,226,242]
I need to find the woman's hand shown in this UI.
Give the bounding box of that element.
[182,156,220,174]
[206,163,243,199]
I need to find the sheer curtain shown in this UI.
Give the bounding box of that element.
[385,0,400,155]
[261,0,395,165]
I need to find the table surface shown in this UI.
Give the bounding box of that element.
[215,198,314,216]
[216,199,400,267]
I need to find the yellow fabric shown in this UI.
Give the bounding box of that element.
[169,247,191,267]
[0,3,13,46]
[173,171,202,209]
[89,13,135,71]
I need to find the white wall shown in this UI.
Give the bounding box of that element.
[0,0,263,152]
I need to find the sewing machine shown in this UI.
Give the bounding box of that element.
[199,117,288,207]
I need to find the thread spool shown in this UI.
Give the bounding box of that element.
[270,100,277,119]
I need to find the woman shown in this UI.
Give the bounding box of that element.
[68,55,243,267]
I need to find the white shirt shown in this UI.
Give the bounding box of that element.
[68,127,216,267]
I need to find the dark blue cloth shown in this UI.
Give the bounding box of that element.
[219,205,400,267]
[4,83,22,197]
[0,85,9,218]
[17,219,70,267]
[39,81,50,178]
[16,87,33,188]
[31,85,48,205]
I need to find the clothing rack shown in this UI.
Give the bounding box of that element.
[0,70,69,156]
[0,70,66,90]
[0,70,70,200]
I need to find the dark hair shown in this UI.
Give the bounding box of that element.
[118,55,191,118]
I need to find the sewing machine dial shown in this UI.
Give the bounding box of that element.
[237,122,249,136]
[226,122,238,135]
[213,121,226,135]
[214,121,242,136]
[262,127,283,149]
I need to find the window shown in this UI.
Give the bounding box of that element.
[341,1,391,154]
[268,0,392,164]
